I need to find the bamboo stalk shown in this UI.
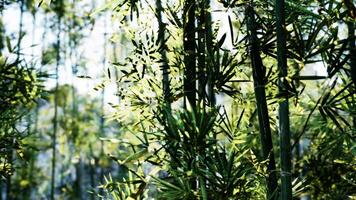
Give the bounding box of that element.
[156,0,171,108]
[98,10,108,196]
[246,3,278,199]
[183,0,196,109]
[51,14,61,200]
[347,21,356,130]
[16,0,24,62]
[197,0,206,103]
[275,0,292,198]
[348,22,356,89]
[205,0,214,106]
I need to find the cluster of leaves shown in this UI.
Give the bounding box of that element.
[102,107,268,199]
[0,56,45,179]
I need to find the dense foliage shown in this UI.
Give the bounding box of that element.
[0,0,355,199]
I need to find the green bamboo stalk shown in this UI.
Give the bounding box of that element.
[275,0,292,198]
[99,12,108,196]
[24,94,32,199]
[16,0,24,62]
[28,12,46,200]
[183,0,196,109]
[156,0,170,108]
[112,37,121,104]
[27,90,38,200]
[5,129,13,199]
[69,1,82,198]
[199,175,208,200]
[39,14,48,71]
[51,14,61,200]
[30,1,37,58]
[88,144,96,200]
[246,3,278,199]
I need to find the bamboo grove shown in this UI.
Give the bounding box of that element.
[0,0,355,199]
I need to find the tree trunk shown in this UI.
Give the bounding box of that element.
[246,3,278,199]
[275,0,292,198]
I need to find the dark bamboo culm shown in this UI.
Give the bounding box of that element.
[246,2,278,199]
[183,0,196,109]
[275,0,292,198]
[348,22,356,89]
[156,0,170,107]
[197,0,206,103]
[347,22,356,129]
